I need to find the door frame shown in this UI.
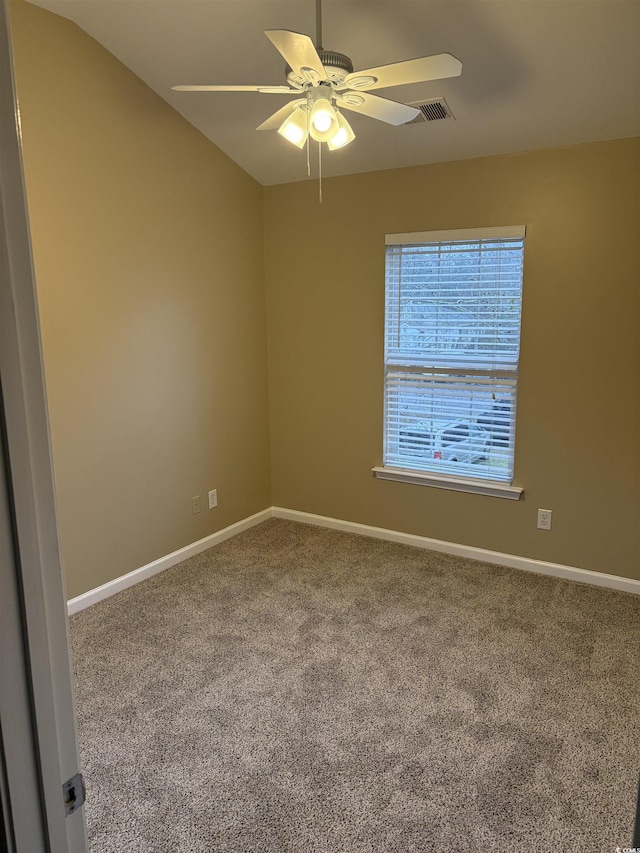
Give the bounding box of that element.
[0,0,87,849]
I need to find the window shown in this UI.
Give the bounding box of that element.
[378,226,525,497]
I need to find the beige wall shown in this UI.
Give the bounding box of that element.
[10,1,272,598]
[9,1,639,591]
[264,139,640,581]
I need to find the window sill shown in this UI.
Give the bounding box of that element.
[372,466,523,500]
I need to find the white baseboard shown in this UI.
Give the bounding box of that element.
[272,507,640,595]
[66,508,273,615]
[68,505,639,615]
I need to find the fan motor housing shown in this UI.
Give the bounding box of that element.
[286,50,354,88]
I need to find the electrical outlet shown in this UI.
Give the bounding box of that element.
[192,495,201,515]
[537,508,552,530]
[208,489,218,509]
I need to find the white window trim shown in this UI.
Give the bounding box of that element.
[382,225,527,491]
[372,466,523,500]
[386,225,527,245]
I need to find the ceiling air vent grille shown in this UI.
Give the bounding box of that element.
[404,97,454,125]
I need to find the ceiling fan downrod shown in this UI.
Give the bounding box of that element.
[315,0,323,50]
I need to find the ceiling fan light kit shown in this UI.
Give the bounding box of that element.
[173,0,462,181]
[276,88,356,152]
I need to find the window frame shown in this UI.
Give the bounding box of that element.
[375,225,526,500]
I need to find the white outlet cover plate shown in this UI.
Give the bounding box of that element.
[537,509,552,530]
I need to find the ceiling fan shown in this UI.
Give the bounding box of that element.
[173,0,463,153]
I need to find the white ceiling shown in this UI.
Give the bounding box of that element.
[25,0,640,186]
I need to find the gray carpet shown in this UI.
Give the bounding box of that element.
[69,518,640,852]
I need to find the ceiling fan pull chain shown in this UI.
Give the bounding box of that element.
[306,108,311,176]
[318,141,323,204]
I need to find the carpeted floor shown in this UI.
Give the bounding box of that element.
[69,518,640,852]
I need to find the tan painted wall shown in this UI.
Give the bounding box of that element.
[9,0,639,590]
[264,139,640,581]
[10,1,272,599]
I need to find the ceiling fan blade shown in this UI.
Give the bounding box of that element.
[337,91,419,126]
[344,53,462,91]
[265,29,327,84]
[172,85,294,94]
[256,99,306,131]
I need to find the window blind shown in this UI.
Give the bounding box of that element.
[383,229,525,484]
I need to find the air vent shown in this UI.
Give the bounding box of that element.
[404,97,455,125]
